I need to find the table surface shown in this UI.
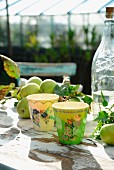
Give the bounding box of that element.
[0,98,114,170]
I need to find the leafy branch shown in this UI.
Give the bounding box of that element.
[54,83,93,106]
[91,91,114,139]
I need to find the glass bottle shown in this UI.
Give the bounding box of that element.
[91,7,114,117]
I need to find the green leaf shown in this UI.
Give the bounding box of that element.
[54,84,71,96]
[10,88,18,97]
[1,55,20,79]
[91,121,103,139]
[54,84,62,96]
[101,91,108,107]
[91,91,114,140]
[70,85,80,93]
[94,111,108,123]
[82,95,93,105]
[102,100,108,107]
[110,104,114,110]
[0,85,5,90]
[0,83,15,100]
[110,112,114,116]
[61,84,70,96]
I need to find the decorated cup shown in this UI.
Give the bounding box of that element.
[52,102,89,145]
[27,93,59,131]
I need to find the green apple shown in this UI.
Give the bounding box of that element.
[16,97,30,119]
[27,76,42,86]
[40,79,57,93]
[100,123,114,145]
[20,82,40,98]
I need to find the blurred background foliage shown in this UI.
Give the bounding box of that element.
[0,14,103,94]
[0,14,102,63]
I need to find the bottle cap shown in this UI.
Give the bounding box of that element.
[106,7,114,18]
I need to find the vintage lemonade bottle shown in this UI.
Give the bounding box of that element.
[91,7,114,117]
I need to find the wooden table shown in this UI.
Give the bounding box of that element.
[0,98,114,170]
